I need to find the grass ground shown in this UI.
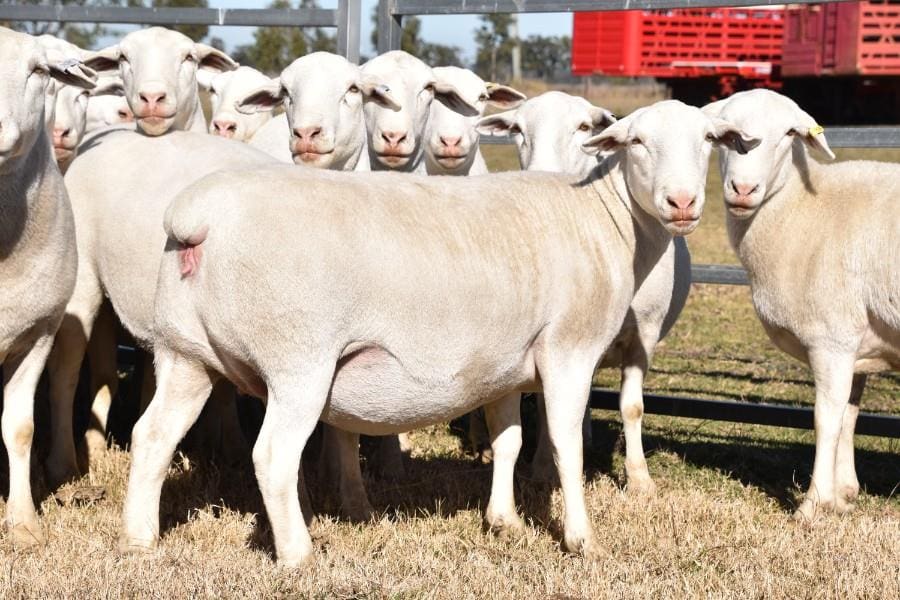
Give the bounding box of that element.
[1,126,898,598]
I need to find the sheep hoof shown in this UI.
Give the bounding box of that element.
[835,496,856,515]
[118,535,157,555]
[486,514,526,540]
[342,501,375,523]
[9,520,45,548]
[626,476,657,498]
[44,460,82,492]
[566,535,604,561]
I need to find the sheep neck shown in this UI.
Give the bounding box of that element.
[590,153,672,291]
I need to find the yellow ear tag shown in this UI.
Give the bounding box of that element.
[808,125,825,136]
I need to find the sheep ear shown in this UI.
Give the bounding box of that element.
[83,45,121,73]
[90,78,125,97]
[475,111,519,136]
[710,117,761,155]
[49,59,97,90]
[795,124,836,161]
[485,83,526,109]
[701,97,730,119]
[194,43,238,74]
[359,80,401,111]
[582,117,630,154]
[235,80,284,114]
[588,105,617,130]
[433,82,479,117]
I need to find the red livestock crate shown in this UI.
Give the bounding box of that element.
[572,8,785,80]
[782,1,900,76]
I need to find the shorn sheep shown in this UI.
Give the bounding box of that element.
[478,90,692,492]
[119,100,756,566]
[702,89,899,520]
[0,27,95,545]
[198,66,272,141]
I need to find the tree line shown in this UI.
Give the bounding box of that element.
[4,0,572,81]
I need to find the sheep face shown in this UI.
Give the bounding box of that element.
[584,100,758,236]
[200,67,272,142]
[85,76,133,132]
[51,85,90,164]
[361,51,477,170]
[702,89,835,220]
[425,67,524,172]
[0,28,94,169]
[85,27,236,136]
[477,91,615,178]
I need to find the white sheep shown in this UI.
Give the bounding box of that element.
[241,51,399,170]
[702,88,899,520]
[51,76,126,173]
[477,91,692,493]
[0,27,95,546]
[119,100,756,566]
[84,27,237,136]
[360,50,476,173]
[197,66,272,141]
[85,75,133,132]
[423,66,525,176]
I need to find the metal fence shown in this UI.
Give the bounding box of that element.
[1,1,896,438]
[0,1,362,63]
[378,0,900,438]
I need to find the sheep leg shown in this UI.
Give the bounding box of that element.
[540,354,601,559]
[45,269,104,489]
[620,357,655,496]
[330,428,374,522]
[374,434,406,480]
[795,351,855,521]
[119,349,214,554]
[84,303,119,461]
[3,333,55,547]
[532,394,591,483]
[253,366,334,568]
[834,373,866,513]
[483,392,525,538]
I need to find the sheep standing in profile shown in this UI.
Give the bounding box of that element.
[703,89,899,520]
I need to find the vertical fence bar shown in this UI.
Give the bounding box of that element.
[336,0,361,63]
[377,0,403,54]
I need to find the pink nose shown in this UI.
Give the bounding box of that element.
[440,135,462,148]
[118,107,134,122]
[138,90,166,112]
[731,181,759,197]
[293,126,322,143]
[666,192,696,211]
[381,130,407,148]
[52,127,70,146]
[212,119,237,138]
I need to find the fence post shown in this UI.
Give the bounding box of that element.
[377,0,402,54]
[336,0,361,64]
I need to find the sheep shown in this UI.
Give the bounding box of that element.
[84,27,237,136]
[702,88,900,520]
[118,100,756,566]
[241,52,399,170]
[477,90,692,493]
[85,75,133,132]
[51,77,127,173]
[360,50,477,173]
[197,66,272,141]
[0,27,95,546]
[423,67,525,176]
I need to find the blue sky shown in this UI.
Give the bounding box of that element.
[203,0,573,61]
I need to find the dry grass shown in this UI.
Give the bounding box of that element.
[1,100,898,598]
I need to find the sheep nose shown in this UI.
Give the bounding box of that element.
[731,181,759,197]
[52,127,70,145]
[440,135,462,148]
[138,90,167,111]
[118,108,134,122]
[666,192,696,211]
[293,126,322,142]
[212,119,238,138]
[381,130,407,147]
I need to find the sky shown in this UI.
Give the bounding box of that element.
[201,0,573,61]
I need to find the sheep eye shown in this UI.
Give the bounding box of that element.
[705,133,716,142]
[32,66,48,77]
[578,123,592,132]
[479,93,489,102]
[631,137,643,146]
[424,83,435,93]
[348,84,360,94]
[184,54,196,63]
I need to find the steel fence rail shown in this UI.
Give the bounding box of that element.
[0,1,361,63]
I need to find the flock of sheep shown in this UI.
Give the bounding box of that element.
[1,24,897,569]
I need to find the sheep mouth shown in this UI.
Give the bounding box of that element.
[434,153,468,167]
[292,149,334,164]
[665,217,700,235]
[725,202,758,219]
[376,152,411,167]
[53,146,76,161]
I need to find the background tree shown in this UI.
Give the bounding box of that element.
[474,14,514,81]
[1,0,113,48]
[521,35,572,81]
[367,7,461,66]
[234,0,336,74]
[149,0,209,42]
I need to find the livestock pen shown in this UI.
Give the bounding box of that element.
[0,1,898,597]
